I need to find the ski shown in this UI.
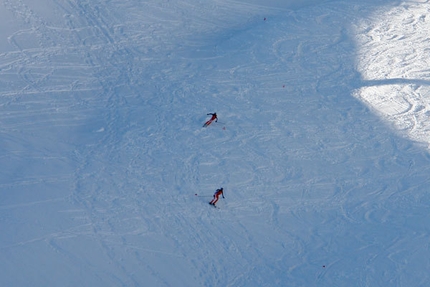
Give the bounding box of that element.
[203,120,214,127]
[208,202,219,209]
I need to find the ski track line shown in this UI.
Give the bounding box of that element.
[0,197,66,210]
[40,1,152,284]
[55,0,223,282]
[0,223,91,250]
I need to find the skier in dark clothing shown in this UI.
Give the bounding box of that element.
[203,112,217,127]
[207,113,217,122]
[209,188,224,206]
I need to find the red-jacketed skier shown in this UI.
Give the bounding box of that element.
[203,112,217,127]
[209,188,224,206]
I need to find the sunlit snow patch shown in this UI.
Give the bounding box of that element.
[354,2,430,148]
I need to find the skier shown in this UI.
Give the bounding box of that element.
[203,112,217,127]
[209,187,224,206]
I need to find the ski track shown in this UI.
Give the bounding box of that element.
[1,0,430,286]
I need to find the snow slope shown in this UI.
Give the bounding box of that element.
[355,1,430,148]
[1,0,430,286]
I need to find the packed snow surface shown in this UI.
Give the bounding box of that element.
[1,0,430,286]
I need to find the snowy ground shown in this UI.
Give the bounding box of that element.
[1,0,430,286]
